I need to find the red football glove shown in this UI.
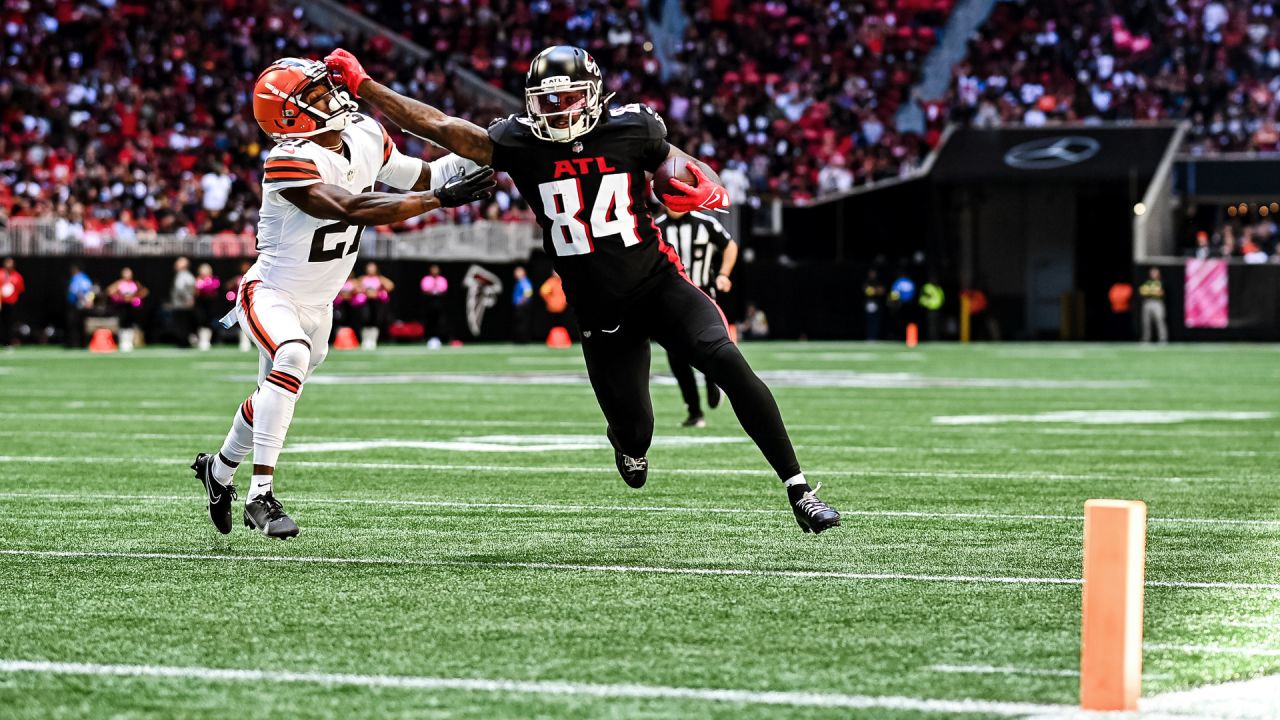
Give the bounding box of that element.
[325,48,371,97]
[661,163,731,213]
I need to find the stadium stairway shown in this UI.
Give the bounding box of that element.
[895,0,999,135]
[645,0,689,84]
[285,0,521,115]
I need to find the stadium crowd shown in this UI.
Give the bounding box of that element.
[6,0,1280,244]
[951,0,1280,154]
[0,0,529,251]
[351,0,952,203]
[1189,208,1280,262]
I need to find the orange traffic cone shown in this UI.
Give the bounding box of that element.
[88,328,117,353]
[334,326,359,350]
[546,326,571,348]
[905,322,919,348]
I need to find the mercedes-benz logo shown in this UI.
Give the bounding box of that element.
[1003,136,1101,170]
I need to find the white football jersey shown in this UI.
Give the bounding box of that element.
[245,113,421,306]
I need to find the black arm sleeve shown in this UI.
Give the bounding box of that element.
[486,117,515,172]
[636,105,670,173]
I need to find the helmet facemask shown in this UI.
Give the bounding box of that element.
[526,78,605,142]
[262,60,359,138]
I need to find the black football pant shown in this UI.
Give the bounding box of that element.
[580,273,801,481]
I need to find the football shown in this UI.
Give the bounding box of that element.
[652,155,696,201]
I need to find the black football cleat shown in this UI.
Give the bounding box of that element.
[706,381,722,409]
[606,427,648,489]
[192,453,236,535]
[243,492,300,539]
[791,483,841,534]
[681,414,707,428]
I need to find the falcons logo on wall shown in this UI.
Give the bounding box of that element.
[463,264,503,337]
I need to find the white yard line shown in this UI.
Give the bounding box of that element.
[4,428,1272,460]
[1220,620,1280,629]
[3,491,1279,529]
[1,549,1277,590]
[792,445,1279,459]
[5,411,1279,440]
[0,412,604,429]
[933,411,1274,426]
[0,659,1071,716]
[949,426,1280,439]
[0,453,1250,483]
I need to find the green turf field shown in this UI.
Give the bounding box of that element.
[0,341,1277,718]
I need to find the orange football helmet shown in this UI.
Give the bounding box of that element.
[252,58,358,140]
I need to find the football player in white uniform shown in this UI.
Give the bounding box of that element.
[192,58,495,538]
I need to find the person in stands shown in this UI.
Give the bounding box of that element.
[359,262,396,349]
[511,266,534,344]
[1140,267,1168,344]
[171,256,196,348]
[107,267,148,352]
[194,263,221,350]
[1,258,26,348]
[420,264,449,347]
[66,264,95,348]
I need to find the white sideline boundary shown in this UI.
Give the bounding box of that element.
[0,453,1252,484]
[3,491,1280,529]
[0,659,1072,716]
[0,659,1276,717]
[2,549,1278,590]
[1141,673,1280,718]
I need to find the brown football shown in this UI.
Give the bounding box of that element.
[652,155,695,201]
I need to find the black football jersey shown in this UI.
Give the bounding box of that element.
[654,211,733,295]
[488,104,679,318]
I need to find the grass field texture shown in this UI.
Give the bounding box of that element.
[0,341,1277,718]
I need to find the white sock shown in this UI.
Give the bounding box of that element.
[248,474,274,501]
[239,329,251,351]
[197,328,212,350]
[211,454,238,486]
[783,474,808,488]
[214,395,255,485]
[253,387,298,467]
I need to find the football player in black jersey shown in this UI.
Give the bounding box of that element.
[655,206,739,428]
[326,46,840,533]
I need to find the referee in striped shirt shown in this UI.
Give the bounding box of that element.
[655,207,739,427]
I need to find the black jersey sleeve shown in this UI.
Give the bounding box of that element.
[608,103,670,172]
[486,115,522,172]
